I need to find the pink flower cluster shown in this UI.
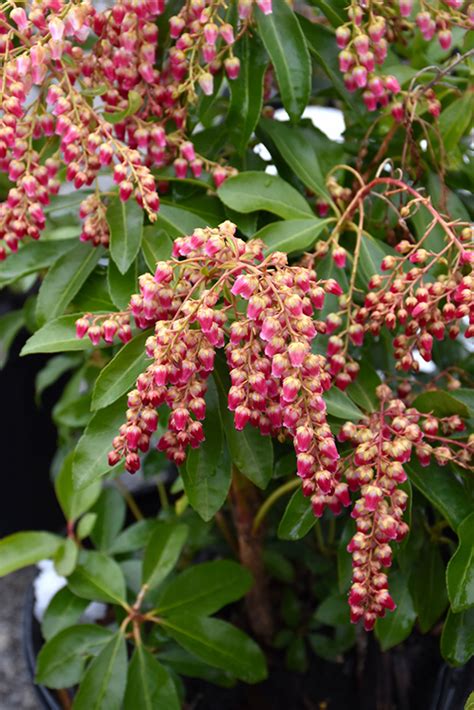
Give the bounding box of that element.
[334,0,473,117]
[340,384,473,631]
[0,0,271,258]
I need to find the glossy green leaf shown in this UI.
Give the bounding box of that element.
[89,487,127,552]
[36,243,104,325]
[141,226,173,271]
[227,34,268,154]
[410,540,448,633]
[107,259,137,310]
[54,537,79,577]
[255,218,331,255]
[256,0,310,122]
[104,90,143,123]
[73,632,127,710]
[161,614,267,683]
[55,451,101,522]
[324,388,363,422]
[305,0,345,27]
[0,310,25,368]
[412,390,469,419]
[124,647,180,710]
[278,488,315,540]
[108,196,144,274]
[213,362,273,489]
[183,377,232,518]
[91,330,151,410]
[258,118,330,200]
[35,353,82,402]
[109,519,158,555]
[35,624,113,688]
[439,93,474,153]
[0,239,75,287]
[441,608,474,666]
[155,560,252,616]
[155,204,207,239]
[72,396,127,489]
[375,571,416,651]
[357,234,393,288]
[218,172,313,220]
[21,313,103,355]
[447,512,474,613]
[406,459,473,531]
[346,361,381,413]
[76,513,97,541]
[68,550,127,605]
[0,531,62,576]
[41,587,90,642]
[142,522,189,589]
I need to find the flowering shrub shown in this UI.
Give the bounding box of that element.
[0,0,473,705]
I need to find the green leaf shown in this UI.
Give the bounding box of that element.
[218,172,313,220]
[314,594,351,627]
[258,118,330,200]
[375,571,416,651]
[35,354,82,403]
[36,624,113,688]
[89,487,127,552]
[73,632,127,710]
[76,513,97,540]
[466,693,474,710]
[36,243,104,325]
[109,519,158,555]
[68,550,127,605]
[55,451,101,522]
[161,614,267,684]
[447,512,474,613]
[155,560,252,616]
[124,647,180,710]
[104,90,143,124]
[324,388,363,422]
[346,361,381,413]
[183,377,232,518]
[256,0,310,122]
[255,218,331,255]
[107,259,137,310]
[278,488,315,540]
[357,234,393,288]
[406,459,473,531]
[0,239,75,287]
[20,313,103,355]
[54,537,79,577]
[439,93,474,153]
[227,34,268,154]
[141,226,173,271]
[155,204,207,239]
[213,362,273,489]
[412,390,469,419]
[305,0,345,27]
[91,330,151,410]
[41,587,90,642]
[108,196,144,274]
[72,396,127,489]
[156,646,235,687]
[0,531,62,576]
[410,540,448,633]
[441,608,474,666]
[142,522,189,589]
[0,310,25,368]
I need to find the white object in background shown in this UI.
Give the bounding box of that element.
[34,560,106,624]
[274,106,346,142]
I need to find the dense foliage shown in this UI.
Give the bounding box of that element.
[0,0,473,706]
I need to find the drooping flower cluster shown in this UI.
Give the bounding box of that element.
[333,0,473,116]
[76,221,348,514]
[354,233,473,372]
[339,384,473,631]
[0,0,270,259]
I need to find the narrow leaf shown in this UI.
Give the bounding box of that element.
[73,632,127,710]
[218,172,313,220]
[375,571,416,650]
[108,196,144,274]
[68,550,127,605]
[0,531,62,576]
[142,522,189,589]
[124,647,180,710]
[278,488,315,540]
[447,512,474,612]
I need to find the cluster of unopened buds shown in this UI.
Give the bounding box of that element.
[334,0,473,116]
[339,383,473,631]
[76,221,349,520]
[0,0,270,258]
[354,228,473,371]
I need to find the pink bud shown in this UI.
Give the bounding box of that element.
[438,30,452,51]
[11,7,28,30]
[119,180,133,202]
[212,166,228,187]
[103,319,118,343]
[295,426,312,452]
[220,23,234,44]
[231,274,256,299]
[224,56,240,80]
[199,71,214,96]
[88,326,101,345]
[75,317,89,339]
[234,405,251,430]
[203,22,218,44]
[256,0,272,14]
[335,26,350,49]
[319,438,339,461]
[297,453,314,479]
[324,279,343,296]
[173,158,188,179]
[399,0,413,17]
